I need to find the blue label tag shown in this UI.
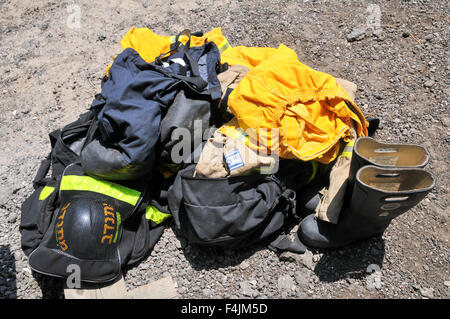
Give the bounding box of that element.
[224,149,245,171]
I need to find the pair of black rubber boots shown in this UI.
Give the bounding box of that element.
[298,137,436,249]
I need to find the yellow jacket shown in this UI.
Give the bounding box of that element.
[106,27,231,75]
[219,44,368,164]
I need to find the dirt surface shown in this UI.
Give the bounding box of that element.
[0,0,448,299]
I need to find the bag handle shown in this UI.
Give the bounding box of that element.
[154,29,208,90]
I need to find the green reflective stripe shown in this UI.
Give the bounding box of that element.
[307,161,319,184]
[113,212,121,244]
[145,205,171,224]
[60,175,141,206]
[39,186,55,200]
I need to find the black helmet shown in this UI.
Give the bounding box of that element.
[54,197,121,261]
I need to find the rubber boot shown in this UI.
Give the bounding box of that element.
[298,165,435,249]
[349,136,430,184]
[298,136,430,218]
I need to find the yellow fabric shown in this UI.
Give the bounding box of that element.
[145,205,171,224]
[39,186,55,201]
[219,44,368,164]
[106,27,231,75]
[60,175,141,206]
[220,45,298,69]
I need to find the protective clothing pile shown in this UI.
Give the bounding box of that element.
[19,27,435,285]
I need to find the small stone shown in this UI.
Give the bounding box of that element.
[203,288,212,297]
[424,79,435,88]
[97,32,106,41]
[294,269,310,286]
[240,281,256,297]
[300,250,314,270]
[440,117,450,127]
[402,31,410,38]
[7,213,17,223]
[419,287,434,298]
[347,26,366,42]
[424,34,433,42]
[277,275,296,291]
[240,261,250,270]
[444,281,450,288]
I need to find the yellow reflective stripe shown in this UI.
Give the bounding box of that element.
[60,175,141,206]
[339,151,353,158]
[113,212,121,244]
[346,140,355,147]
[307,161,319,184]
[39,186,55,201]
[169,35,176,43]
[218,39,231,53]
[342,146,354,153]
[145,205,171,224]
[231,128,249,144]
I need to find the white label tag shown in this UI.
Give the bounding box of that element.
[224,149,245,171]
[170,58,187,67]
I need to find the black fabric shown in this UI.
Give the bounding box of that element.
[159,90,212,164]
[20,177,60,256]
[167,165,297,248]
[20,110,168,282]
[49,110,97,178]
[26,163,153,283]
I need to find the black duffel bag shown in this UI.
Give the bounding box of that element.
[167,165,301,250]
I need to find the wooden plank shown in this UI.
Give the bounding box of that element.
[64,275,178,299]
[125,275,178,299]
[64,276,127,299]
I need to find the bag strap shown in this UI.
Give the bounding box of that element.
[268,232,306,254]
[267,187,307,254]
[32,154,52,189]
[154,29,208,90]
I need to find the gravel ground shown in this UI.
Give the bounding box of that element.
[0,0,448,299]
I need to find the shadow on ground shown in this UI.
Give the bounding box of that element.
[31,272,64,299]
[0,245,16,299]
[313,236,386,283]
[171,227,268,271]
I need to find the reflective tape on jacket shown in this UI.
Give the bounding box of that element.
[60,175,141,206]
[307,161,319,184]
[39,186,55,201]
[145,205,171,224]
[339,140,356,158]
